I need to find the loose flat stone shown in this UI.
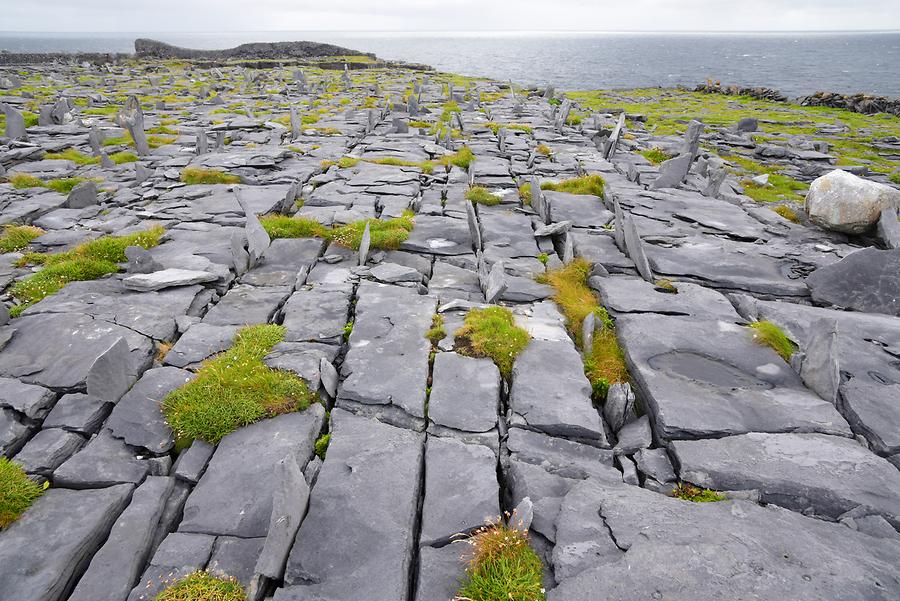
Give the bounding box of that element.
[0,484,133,601]
[202,284,291,326]
[672,432,900,527]
[69,477,175,601]
[106,366,195,455]
[840,380,900,455]
[509,339,609,446]
[617,314,852,440]
[420,437,499,545]
[53,430,151,488]
[12,428,85,476]
[0,377,56,420]
[428,352,499,433]
[241,238,324,287]
[0,407,30,456]
[123,268,217,291]
[163,323,240,369]
[281,409,424,600]
[179,406,324,538]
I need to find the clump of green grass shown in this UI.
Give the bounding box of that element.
[890,172,900,185]
[0,225,43,253]
[0,458,46,529]
[260,212,415,251]
[153,570,245,601]
[455,307,530,380]
[640,147,675,165]
[772,204,800,223]
[366,157,435,174]
[438,146,475,170]
[44,148,139,166]
[483,122,533,135]
[673,483,726,503]
[456,520,546,601]
[749,320,796,362]
[315,433,331,459]
[742,174,807,203]
[180,167,241,185]
[536,144,552,157]
[466,186,501,206]
[8,173,92,194]
[538,258,628,398]
[542,175,605,198]
[102,132,175,149]
[426,314,446,345]
[11,226,163,315]
[162,324,317,445]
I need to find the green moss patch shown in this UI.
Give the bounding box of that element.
[741,174,807,203]
[542,175,605,198]
[163,324,317,445]
[11,226,163,316]
[315,433,331,459]
[8,173,94,194]
[749,320,796,362]
[0,225,44,253]
[772,204,801,223]
[260,212,414,251]
[456,521,546,601]
[0,457,46,529]
[454,306,530,380]
[153,570,245,601]
[426,314,447,346]
[674,483,726,503]
[180,167,241,185]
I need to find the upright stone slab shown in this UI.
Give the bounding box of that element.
[119,95,150,156]
[1,103,27,140]
[86,336,135,402]
[358,220,371,266]
[280,410,424,600]
[622,213,654,283]
[800,318,841,405]
[682,119,705,158]
[877,207,900,249]
[0,485,133,601]
[603,113,626,160]
[179,407,324,538]
[465,199,482,250]
[66,181,99,209]
[649,153,692,190]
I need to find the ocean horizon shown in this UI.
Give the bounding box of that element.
[2,30,899,98]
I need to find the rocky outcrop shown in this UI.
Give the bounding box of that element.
[694,82,788,102]
[134,38,374,61]
[799,91,900,117]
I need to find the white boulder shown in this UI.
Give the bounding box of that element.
[805,169,900,234]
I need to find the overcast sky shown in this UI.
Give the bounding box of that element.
[2,0,898,32]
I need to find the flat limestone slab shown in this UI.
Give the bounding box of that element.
[179,407,324,538]
[0,484,134,601]
[509,339,609,446]
[672,432,900,527]
[281,409,424,600]
[548,479,900,600]
[337,283,435,421]
[428,352,499,433]
[616,314,851,439]
[123,268,217,291]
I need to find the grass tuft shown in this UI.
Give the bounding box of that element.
[541,175,605,199]
[539,258,627,398]
[749,320,796,362]
[673,483,726,503]
[454,307,530,380]
[0,458,46,530]
[438,146,475,170]
[180,167,240,185]
[8,174,92,194]
[772,204,800,223]
[260,212,415,251]
[162,324,317,445]
[426,314,446,346]
[0,225,44,253]
[465,186,501,206]
[640,147,675,165]
[153,570,245,601]
[456,520,546,601]
[11,226,163,314]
